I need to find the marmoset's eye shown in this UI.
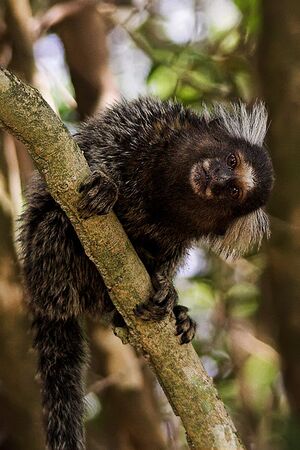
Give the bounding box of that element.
[229,185,240,199]
[227,153,237,169]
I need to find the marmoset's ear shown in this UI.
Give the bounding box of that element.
[200,208,270,260]
[203,101,268,147]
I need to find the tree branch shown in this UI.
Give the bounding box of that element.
[0,68,244,450]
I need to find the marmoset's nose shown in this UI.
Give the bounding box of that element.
[211,165,232,183]
[210,165,232,192]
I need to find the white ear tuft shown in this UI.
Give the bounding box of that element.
[203,101,268,147]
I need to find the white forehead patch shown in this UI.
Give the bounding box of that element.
[203,159,210,171]
[240,163,255,190]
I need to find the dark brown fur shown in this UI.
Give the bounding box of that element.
[19,97,273,450]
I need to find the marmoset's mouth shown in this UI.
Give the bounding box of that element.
[202,165,211,191]
[190,162,211,197]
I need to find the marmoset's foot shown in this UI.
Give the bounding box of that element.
[173,305,196,344]
[134,273,178,320]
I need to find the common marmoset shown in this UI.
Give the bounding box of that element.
[19,98,274,450]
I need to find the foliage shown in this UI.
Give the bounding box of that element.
[135,1,259,104]
[176,254,287,450]
[233,0,262,38]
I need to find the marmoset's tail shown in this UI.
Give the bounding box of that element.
[33,315,87,450]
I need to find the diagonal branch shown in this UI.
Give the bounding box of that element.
[0,68,244,450]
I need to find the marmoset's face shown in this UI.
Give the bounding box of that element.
[189,139,274,219]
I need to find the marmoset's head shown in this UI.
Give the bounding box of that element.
[184,102,274,259]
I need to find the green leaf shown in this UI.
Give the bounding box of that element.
[242,355,278,412]
[227,282,259,318]
[147,65,178,99]
[176,84,201,103]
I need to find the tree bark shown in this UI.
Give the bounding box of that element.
[258,1,300,419]
[0,68,244,450]
[0,135,43,450]
[0,3,42,448]
[2,0,34,182]
[49,0,119,118]
[88,324,167,450]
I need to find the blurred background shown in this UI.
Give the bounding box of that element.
[0,1,299,449]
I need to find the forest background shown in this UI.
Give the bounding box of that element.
[0,1,299,449]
